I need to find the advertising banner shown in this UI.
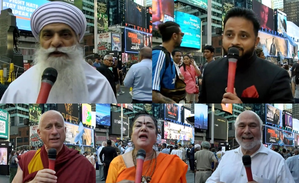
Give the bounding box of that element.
[293,118,299,132]
[82,104,92,126]
[0,109,9,139]
[163,121,193,141]
[65,122,94,146]
[208,115,228,140]
[97,3,108,31]
[164,104,180,122]
[96,104,111,126]
[124,28,152,54]
[30,125,43,148]
[97,32,111,56]
[0,148,8,165]
[29,104,42,124]
[265,104,282,127]
[2,0,49,31]
[125,0,146,28]
[265,125,294,146]
[194,104,208,130]
[57,104,79,124]
[214,104,233,114]
[284,112,292,130]
[111,112,129,136]
[174,0,207,10]
[111,33,121,52]
[152,0,174,30]
[275,10,287,34]
[253,0,274,30]
[174,11,201,49]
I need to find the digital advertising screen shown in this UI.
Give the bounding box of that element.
[284,112,292,130]
[295,134,299,146]
[57,104,79,124]
[65,122,94,147]
[124,28,152,54]
[2,0,49,31]
[29,104,42,124]
[265,125,279,144]
[30,125,43,148]
[0,148,7,165]
[275,10,287,34]
[264,125,294,146]
[82,104,92,126]
[125,0,146,28]
[163,121,193,141]
[164,104,180,122]
[208,115,227,140]
[0,109,9,139]
[111,112,129,136]
[293,118,299,132]
[265,104,282,127]
[184,108,192,124]
[253,0,274,30]
[174,0,207,10]
[194,104,208,130]
[97,2,108,31]
[214,103,233,114]
[174,11,201,49]
[258,31,288,58]
[111,33,121,52]
[152,0,174,30]
[96,104,111,126]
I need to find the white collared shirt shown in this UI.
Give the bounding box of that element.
[206,143,295,183]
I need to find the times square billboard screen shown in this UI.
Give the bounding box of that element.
[275,10,287,34]
[163,121,193,141]
[265,104,282,127]
[258,31,288,58]
[264,125,294,146]
[152,0,174,31]
[174,0,207,10]
[125,0,146,28]
[253,0,274,31]
[283,112,292,130]
[96,104,111,126]
[194,104,208,130]
[2,0,49,31]
[124,28,152,54]
[174,11,201,49]
[164,104,180,122]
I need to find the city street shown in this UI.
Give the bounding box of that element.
[117,85,132,103]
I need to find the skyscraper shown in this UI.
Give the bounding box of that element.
[284,0,299,27]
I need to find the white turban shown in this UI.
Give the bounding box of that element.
[30,1,87,41]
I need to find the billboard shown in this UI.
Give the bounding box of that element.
[258,31,288,58]
[0,147,7,165]
[275,9,287,34]
[2,0,49,31]
[97,3,108,31]
[265,104,282,126]
[82,104,92,126]
[283,112,292,130]
[214,104,233,114]
[125,0,146,28]
[0,109,9,139]
[163,121,194,141]
[164,104,181,122]
[194,104,208,130]
[97,32,111,56]
[124,28,152,54]
[265,126,294,146]
[208,115,228,140]
[57,104,79,124]
[111,33,121,52]
[174,0,207,10]
[293,118,299,132]
[29,104,42,124]
[30,125,43,148]
[174,11,201,49]
[96,104,111,126]
[253,0,274,31]
[65,122,94,146]
[111,112,129,136]
[152,0,174,30]
[184,108,192,124]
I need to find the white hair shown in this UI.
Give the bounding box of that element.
[234,110,263,130]
[103,55,113,60]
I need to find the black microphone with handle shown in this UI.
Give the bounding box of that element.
[227,47,239,93]
[48,148,57,171]
[135,149,146,183]
[242,155,254,182]
[36,67,58,104]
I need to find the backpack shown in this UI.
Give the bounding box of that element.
[152,46,186,102]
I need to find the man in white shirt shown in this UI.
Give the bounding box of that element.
[207,110,294,183]
[97,141,107,181]
[161,143,170,154]
[171,145,183,160]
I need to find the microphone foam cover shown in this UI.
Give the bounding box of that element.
[228,47,240,59]
[48,148,57,159]
[136,149,146,159]
[42,67,58,83]
[242,155,251,167]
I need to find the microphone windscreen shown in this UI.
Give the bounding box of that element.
[48,148,57,159]
[136,149,146,159]
[242,155,251,167]
[228,47,239,59]
[42,67,58,83]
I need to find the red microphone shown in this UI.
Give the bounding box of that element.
[48,148,57,170]
[135,149,146,183]
[242,155,253,182]
[36,67,58,103]
[227,47,239,93]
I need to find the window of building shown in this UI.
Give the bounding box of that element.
[26,130,29,135]
[17,138,22,143]
[24,137,29,142]
[19,131,21,136]
[229,123,233,130]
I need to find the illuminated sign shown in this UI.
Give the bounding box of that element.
[125,28,152,54]
[0,109,9,139]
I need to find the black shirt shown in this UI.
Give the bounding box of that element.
[99,146,117,163]
[97,65,116,96]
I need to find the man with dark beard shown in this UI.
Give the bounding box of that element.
[199,7,293,103]
[1,1,116,103]
[206,111,294,183]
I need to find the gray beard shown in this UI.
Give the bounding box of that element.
[33,44,89,102]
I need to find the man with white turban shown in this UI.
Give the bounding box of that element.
[1,1,117,103]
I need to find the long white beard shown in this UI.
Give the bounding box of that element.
[33,44,89,102]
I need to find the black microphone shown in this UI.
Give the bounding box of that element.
[135,149,146,183]
[48,148,57,170]
[242,155,253,181]
[227,47,239,93]
[36,67,58,103]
